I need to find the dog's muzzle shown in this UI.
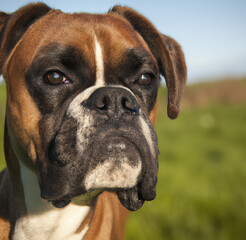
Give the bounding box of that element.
[43,86,159,211]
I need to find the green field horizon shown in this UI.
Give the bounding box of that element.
[0,78,246,239]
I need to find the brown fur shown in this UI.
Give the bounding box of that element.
[83,192,128,240]
[150,99,158,126]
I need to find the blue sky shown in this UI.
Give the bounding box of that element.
[1,0,246,84]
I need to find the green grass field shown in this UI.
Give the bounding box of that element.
[0,80,246,239]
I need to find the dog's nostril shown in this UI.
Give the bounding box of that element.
[86,93,110,110]
[96,96,109,110]
[121,97,139,115]
[121,98,127,109]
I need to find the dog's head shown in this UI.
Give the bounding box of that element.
[0,3,186,211]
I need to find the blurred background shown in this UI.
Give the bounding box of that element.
[0,1,246,239]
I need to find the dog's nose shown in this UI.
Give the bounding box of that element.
[85,87,140,115]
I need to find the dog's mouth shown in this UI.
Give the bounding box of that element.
[83,135,148,211]
[83,136,142,190]
[42,118,159,211]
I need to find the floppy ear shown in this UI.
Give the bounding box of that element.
[0,12,10,75]
[0,3,51,75]
[110,6,187,119]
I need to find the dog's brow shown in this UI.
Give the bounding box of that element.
[26,43,95,84]
[33,44,88,69]
[126,48,157,68]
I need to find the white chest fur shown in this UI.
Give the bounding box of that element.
[13,162,90,240]
[13,204,90,240]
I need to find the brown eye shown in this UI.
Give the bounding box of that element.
[137,74,152,86]
[45,71,71,85]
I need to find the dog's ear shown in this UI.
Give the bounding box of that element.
[110,6,187,119]
[0,3,51,75]
[0,12,10,75]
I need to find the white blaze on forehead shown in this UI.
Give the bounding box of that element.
[67,33,106,120]
[94,35,105,86]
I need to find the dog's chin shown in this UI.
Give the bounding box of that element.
[49,135,157,210]
[50,189,102,208]
[50,186,148,211]
[84,136,157,211]
[50,188,145,211]
[83,137,142,192]
[50,185,146,211]
[52,198,72,208]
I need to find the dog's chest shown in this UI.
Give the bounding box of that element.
[13,204,90,240]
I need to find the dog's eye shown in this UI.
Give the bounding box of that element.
[137,74,153,86]
[45,71,71,85]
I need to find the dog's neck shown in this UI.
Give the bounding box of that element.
[4,125,128,240]
[12,162,91,240]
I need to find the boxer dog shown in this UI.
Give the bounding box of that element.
[0,3,186,239]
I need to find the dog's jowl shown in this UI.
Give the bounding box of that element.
[0,3,186,240]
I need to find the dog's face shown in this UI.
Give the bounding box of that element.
[0,4,186,210]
